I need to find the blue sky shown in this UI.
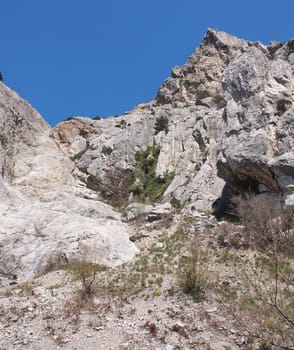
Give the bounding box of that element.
[1,0,294,126]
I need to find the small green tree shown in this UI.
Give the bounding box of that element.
[0,72,3,82]
[276,99,292,114]
[154,116,169,135]
[170,196,182,209]
[128,145,174,201]
[69,251,106,299]
[178,239,209,302]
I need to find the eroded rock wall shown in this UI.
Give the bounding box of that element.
[0,82,138,280]
[217,38,294,206]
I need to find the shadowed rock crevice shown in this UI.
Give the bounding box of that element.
[212,183,238,220]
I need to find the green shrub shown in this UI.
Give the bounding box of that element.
[213,94,226,109]
[154,116,169,135]
[195,100,210,108]
[276,131,287,139]
[276,99,292,114]
[170,196,182,209]
[68,254,106,299]
[0,72,3,82]
[129,145,174,201]
[79,129,88,137]
[178,241,209,302]
[153,289,161,297]
[115,119,127,128]
[145,171,174,200]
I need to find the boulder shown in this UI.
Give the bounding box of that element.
[125,203,153,221]
[146,203,173,222]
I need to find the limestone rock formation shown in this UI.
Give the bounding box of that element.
[51,105,224,210]
[51,29,294,214]
[155,28,248,108]
[216,37,294,209]
[0,82,138,280]
[1,28,294,280]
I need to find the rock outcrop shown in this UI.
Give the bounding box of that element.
[51,105,224,210]
[0,82,138,280]
[216,37,294,208]
[52,29,294,213]
[155,29,248,107]
[1,28,294,279]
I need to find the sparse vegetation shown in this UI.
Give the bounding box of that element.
[217,198,294,350]
[95,167,133,207]
[41,253,69,275]
[227,254,294,349]
[154,116,169,135]
[213,94,226,109]
[87,226,186,299]
[68,252,107,299]
[195,100,210,108]
[276,98,292,114]
[238,197,294,257]
[18,282,34,296]
[115,119,127,128]
[86,145,174,206]
[129,145,174,201]
[170,196,182,209]
[178,239,209,302]
[104,167,133,206]
[276,131,287,139]
[2,197,293,349]
[79,129,88,137]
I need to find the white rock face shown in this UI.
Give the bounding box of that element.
[0,82,138,280]
[50,29,253,210]
[52,29,294,216]
[155,29,248,107]
[1,28,294,279]
[52,105,225,211]
[125,203,153,220]
[217,39,294,200]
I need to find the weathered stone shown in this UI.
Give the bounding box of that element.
[125,203,153,221]
[1,28,294,278]
[146,203,173,222]
[0,83,138,280]
[216,37,294,207]
[50,29,294,216]
[155,28,248,107]
[52,105,225,211]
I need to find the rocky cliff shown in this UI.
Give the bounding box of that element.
[52,29,294,213]
[1,29,294,280]
[217,38,294,205]
[0,82,138,280]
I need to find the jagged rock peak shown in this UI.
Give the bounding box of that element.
[155,29,250,107]
[52,29,294,219]
[201,28,249,50]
